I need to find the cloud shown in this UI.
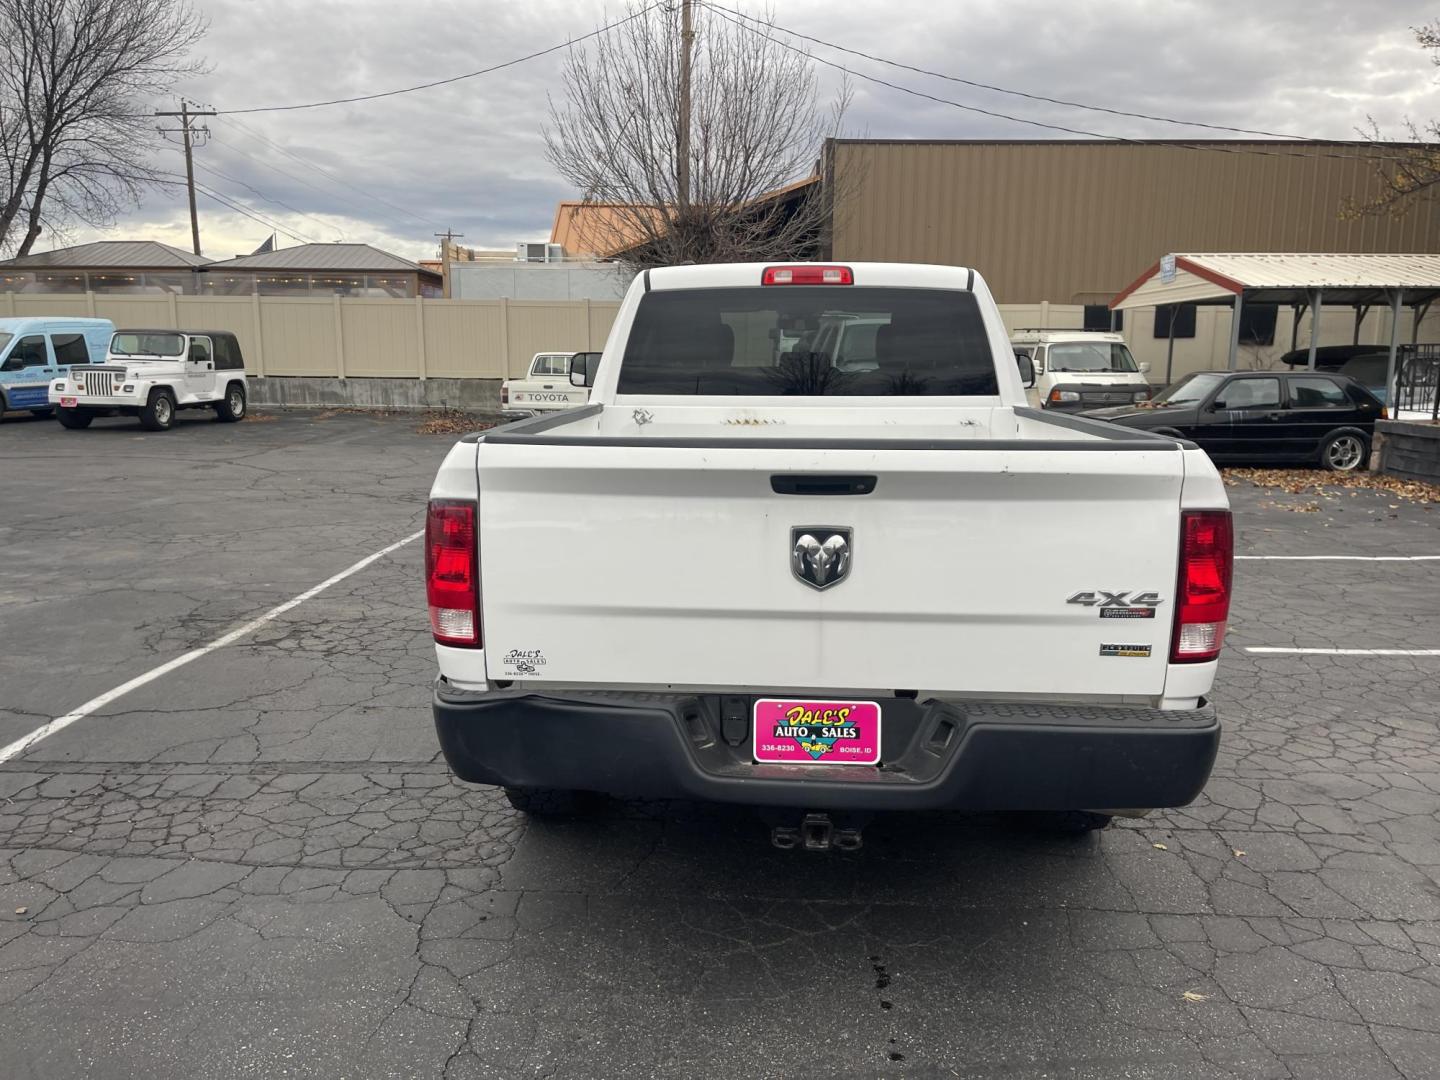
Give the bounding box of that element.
[60,0,1440,262]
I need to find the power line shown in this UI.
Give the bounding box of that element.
[167,98,440,229]
[218,117,436,231]
[704,3,1414,167]
[206,129,373,217]
[214,3,663,115]
[191,158,344,240]
[703,2,1314,142]
[152,173,318,244]
[191,183,318,244]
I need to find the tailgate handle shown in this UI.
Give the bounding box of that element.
[771,474,877,496]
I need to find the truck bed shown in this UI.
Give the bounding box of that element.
[471,403,1196,701]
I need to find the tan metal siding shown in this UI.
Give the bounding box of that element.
[831,141,1440,303]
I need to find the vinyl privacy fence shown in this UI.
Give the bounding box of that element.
[0,292,622,380]
[8,291,1432,383]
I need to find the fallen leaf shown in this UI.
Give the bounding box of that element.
[14,907,26,915]
[1222,467,1440,505]
[1152,843,1169,851]
[1182,990,1210,1003]
[416,409,494,436]
[1233,850,1247,858]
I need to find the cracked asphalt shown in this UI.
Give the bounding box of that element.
[2,409,1439,1079]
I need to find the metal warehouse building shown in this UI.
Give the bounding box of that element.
[824,139,1440,306]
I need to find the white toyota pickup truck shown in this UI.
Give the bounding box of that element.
[426,262,1231,842]
[500,351,596,420]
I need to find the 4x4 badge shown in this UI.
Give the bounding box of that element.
[1068,590,1162,619]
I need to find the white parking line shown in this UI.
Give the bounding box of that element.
[0,529,424,765]
[1245,647,1440,656]
[1236,555,1440,562]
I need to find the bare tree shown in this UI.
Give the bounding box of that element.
[1347,20,1440,218]
[0,0,206,256]
[545,3,848,273]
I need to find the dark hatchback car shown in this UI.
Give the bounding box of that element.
[1084,370,1385,471]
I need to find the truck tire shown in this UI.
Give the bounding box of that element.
[215,382,246,422]
[57,408,93,429]
[139,388,176,431]
[502,787,591,817]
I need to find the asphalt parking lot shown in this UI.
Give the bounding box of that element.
[2,408,1439,1080]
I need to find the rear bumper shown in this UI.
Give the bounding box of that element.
[433,683,1220,811]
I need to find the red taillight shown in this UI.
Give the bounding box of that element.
[426,500,480,647]
[761,264,853,285]
[1171,510,1233,663]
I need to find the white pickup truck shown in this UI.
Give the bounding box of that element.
[427,263,1231,842]
[500,351,597,420]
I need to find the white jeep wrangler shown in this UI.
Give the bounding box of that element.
[50,328,248,431]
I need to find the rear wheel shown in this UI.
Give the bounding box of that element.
[502,787,592,817]
[215,382,246,422]
[1320,430,1367,472]
[56,408,93,429]
[139,388,175,431]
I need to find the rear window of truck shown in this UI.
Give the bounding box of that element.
[617,287,997,396]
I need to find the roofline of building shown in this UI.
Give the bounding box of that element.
[1111,253,1440,309]
[201,261,441,279]
[0,265,210,272]
[827,137,1427,149]
[0,264,442,281]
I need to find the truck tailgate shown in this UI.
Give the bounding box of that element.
[477,444,1185,696]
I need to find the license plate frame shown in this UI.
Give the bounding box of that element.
[752,698,882,766]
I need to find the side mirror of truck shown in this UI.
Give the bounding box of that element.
[1015,352,1036,388]
[570,351,602,388]
[1139,361,1151,374]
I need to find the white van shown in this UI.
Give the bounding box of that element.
[1009,329,1151,411]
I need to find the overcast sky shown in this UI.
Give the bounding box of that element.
[63,0,1440,263]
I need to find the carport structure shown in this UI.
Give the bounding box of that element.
[1110,253,1440,396]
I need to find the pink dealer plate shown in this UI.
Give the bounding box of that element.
[752,699,882,766]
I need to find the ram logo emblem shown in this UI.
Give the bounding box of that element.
[791,528,852,590]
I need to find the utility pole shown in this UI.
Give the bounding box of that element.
[156,100,217,256]
[433,229,465,255]
[677,0,694,210]
[435,230,465,299]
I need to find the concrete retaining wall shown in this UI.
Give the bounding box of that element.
[1374,419,1440,483]
[249,376,501,413]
